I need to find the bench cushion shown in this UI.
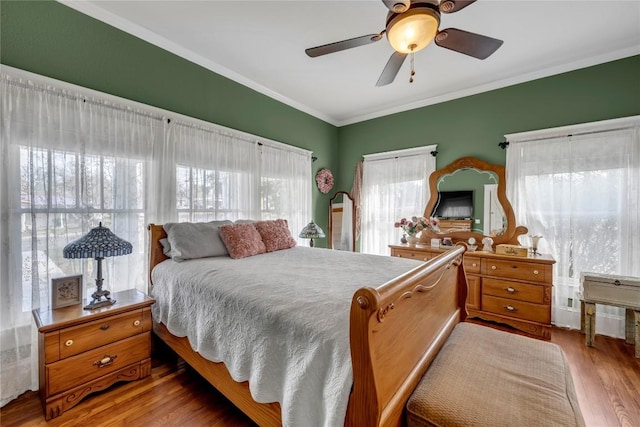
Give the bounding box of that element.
[407,322,585,427]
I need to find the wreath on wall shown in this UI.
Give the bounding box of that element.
[315,168,334,194]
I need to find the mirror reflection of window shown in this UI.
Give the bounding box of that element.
[329,191,355,251]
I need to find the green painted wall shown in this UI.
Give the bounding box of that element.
[336,55,640,190]
[0,0,338,246]
[3,1,639,247]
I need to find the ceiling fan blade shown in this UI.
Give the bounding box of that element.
[305,33,383,58]
[376,52,407,87]
[435,28,503,59]
[439,0,477,14]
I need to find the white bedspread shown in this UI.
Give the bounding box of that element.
[151,246,422,427]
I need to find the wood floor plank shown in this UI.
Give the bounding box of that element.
[1,327,638,426]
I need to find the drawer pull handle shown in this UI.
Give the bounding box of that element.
[504,287,517,294]
[423,257,428,261]
[472,263,477,267]
[100,324,110,331]
[94,354,117,368]
[504,305,517,312]
[133,320,141,327]
[65,339,74,347]
[491,265,497,270]
[533,270,539,275]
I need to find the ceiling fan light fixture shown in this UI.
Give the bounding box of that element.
[386,7,440,54]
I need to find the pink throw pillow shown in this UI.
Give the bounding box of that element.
[255,219,297,252]
[219,223,267,259]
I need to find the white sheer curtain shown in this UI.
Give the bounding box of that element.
[506,116,640,337]
[259,143,312,241]
[1,74,161,406]
[361,146,437,255]
[0,68,312,407]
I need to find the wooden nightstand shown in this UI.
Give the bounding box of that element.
[32,289,154,420]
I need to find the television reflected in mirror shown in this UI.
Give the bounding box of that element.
[433,190,473,220]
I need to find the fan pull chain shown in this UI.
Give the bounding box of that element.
[409,44,416,83]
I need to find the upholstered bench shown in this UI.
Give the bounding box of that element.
[406,322,585,427]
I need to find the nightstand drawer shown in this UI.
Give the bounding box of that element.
[47,332,150,396]
[482,278,545,304]
[482,259,550,283]
[58,310,148,359]
[482,295,550,323]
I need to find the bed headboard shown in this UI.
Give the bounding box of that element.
[147,223,169,289]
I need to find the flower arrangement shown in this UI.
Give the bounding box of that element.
[394,216,440,236]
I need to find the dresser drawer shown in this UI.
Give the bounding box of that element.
[464,257,481,274]
[57,309,148,359]
[392,249,432,262]
[482,278,545,304]
[47,332,150,396]
[482,259,550,283]
[482,295,550,323]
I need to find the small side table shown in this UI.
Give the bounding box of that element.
[578,292,640,358]
[33,289,155,419]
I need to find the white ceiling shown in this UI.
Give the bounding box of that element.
[60,0,640,126]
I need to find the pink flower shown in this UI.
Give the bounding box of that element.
[394,216,440,235]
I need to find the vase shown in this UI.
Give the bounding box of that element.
[406,234,420,246]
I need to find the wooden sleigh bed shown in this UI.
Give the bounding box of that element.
[147,224,468,427]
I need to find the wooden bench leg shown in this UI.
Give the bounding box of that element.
[634,310,639,358]
[625,309,635,345]
[584,302,596,347]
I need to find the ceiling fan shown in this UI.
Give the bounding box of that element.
[305,0,503,86]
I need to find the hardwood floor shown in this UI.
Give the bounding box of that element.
[2,326,638,427]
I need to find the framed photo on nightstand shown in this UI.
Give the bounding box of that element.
[51,274,83,309]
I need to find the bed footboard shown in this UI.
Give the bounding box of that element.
[346,245,468,427]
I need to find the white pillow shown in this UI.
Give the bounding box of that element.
[159,238,173,257]
[163,220,233,262]
[234,219,257,224]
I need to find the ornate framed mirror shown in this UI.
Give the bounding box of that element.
[329,191,356,251]
[422,157,527,245]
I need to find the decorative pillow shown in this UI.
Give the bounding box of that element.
[255,219,297,252]
[163,220,232,262]
[219,223,267,259]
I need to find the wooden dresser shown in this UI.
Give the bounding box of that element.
[390,244,555,339]
[32,289,155,420]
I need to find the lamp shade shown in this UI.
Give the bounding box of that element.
[63,222,132,259]
[386,6,439,53]
[299,221,325,239]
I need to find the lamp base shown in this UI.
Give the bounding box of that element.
[84,286,116,310]
[84,298,116,310]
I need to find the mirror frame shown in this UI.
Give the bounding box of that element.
[422,156,527,245]
[329,191,356,251]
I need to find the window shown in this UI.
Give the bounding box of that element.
[361,146,437,255]
[1,69,312,406]
[19,147,146,311]
[506,117,639,337]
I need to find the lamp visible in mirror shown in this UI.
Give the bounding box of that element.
[63,222,132,310]
[329,191,356,251]
[299,221,325,248]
